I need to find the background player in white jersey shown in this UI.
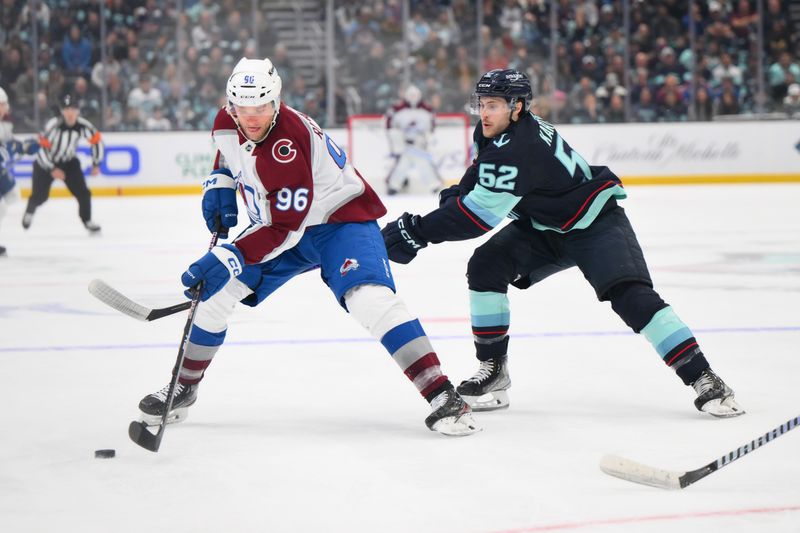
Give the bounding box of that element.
[137,58,479,436]
[384,85,442,195]
[0,87,39,256]
[382,69,744,419]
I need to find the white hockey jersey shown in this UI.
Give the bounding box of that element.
[211,104,386,264]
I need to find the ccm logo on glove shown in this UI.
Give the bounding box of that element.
[398,217,425,249]
[181,244,245,301]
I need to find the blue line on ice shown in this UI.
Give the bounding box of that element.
[1,326,798,354]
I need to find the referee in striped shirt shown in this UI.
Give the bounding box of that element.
[22,93,104,233]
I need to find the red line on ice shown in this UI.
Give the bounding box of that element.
[491,505,800,533]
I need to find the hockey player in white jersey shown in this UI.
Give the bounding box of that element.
[136,57,479,437]
[385,85,442,195]
[0,87,39,256]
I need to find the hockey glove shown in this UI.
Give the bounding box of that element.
[181,244,245,301]
[202,168,238,239]
[381,212,428,264]
[438,184,462,207]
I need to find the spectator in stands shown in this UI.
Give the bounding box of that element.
[144,106,171,131]
[604,90,627,123]
[270,43,296,88]
[127,76,163,127]
[768,52,800,100]
[571,92,600,124]
[61,23,92,78]
[729,0,758,44]
[633,86,658,122]
[72,76,101,124]
[712,52,743,87]
[1,46,24,87]
[692,85,713,121]
[715,80,742,116]
[659,89,687,122]
[784,83,800,118]
[191,10,216,51]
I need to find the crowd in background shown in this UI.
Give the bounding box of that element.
[1,0,798,134]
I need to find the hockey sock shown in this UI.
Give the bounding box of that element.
[345,284,450,402]
[178,325,226,385]
[470,290,510,362]
[641,306,709,385]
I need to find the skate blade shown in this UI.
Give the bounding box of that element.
[701,396,745,418]
[139,407,189,427]
[462,390,510,412]
[431,412,482,436]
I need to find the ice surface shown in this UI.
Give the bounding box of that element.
[1,185,798,532]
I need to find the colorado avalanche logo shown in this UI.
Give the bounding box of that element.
[272,139,297,163]
[339,258,360,276]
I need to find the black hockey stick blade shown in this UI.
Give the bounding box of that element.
[129,420,162,452]
[89,279,190,321]
[600,415,800,490]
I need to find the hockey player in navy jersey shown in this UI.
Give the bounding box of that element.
[381,69,744,418]
[137,57,479,436]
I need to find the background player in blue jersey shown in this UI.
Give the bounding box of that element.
[382,69,744,419]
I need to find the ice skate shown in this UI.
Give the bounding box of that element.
[456,356,511,411]
[21,212,33,229]
[0,245,6,256]
[425,388,481,436]
[84,220,101,234]
[691,368,744,418]
[138,382,198,426]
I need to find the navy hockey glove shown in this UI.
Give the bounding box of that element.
[438,184,462,207]
[181,244,245,301]
[381,212,428,264]
[202,168,238,239]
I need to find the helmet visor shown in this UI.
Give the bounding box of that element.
[229,102,276,117]
[469,93,516,115]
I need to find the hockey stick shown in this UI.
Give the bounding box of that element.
[600,415,800,489]
[128,232,219,452]
[88,279,191,321]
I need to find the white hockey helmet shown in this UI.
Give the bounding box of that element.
[0,87,8,105]
[226,57,282,110]
[404,84,422,107]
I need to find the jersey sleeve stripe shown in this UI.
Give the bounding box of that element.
[462,185,521,228]
[456,196,492,232]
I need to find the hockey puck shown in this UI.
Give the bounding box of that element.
[94,449,116,459]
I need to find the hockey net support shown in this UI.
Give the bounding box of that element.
[347,113,472,193]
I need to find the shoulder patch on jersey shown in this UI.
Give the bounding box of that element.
[272,139,297,163]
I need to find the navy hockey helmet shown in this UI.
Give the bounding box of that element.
[471,69,533,115]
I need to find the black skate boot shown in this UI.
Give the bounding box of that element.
[138,382,199,426]
[691,368,744,418]
[83,220,101,234]
[21,212,33,229]
[425,386,480,436]
[456,356,511,411]
[0,245,6,256]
